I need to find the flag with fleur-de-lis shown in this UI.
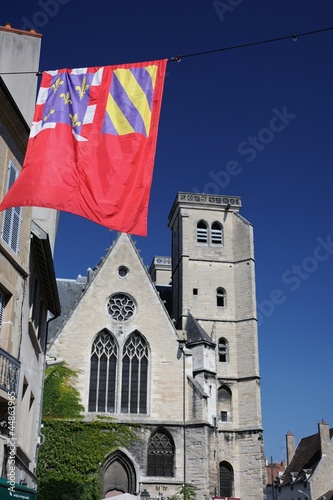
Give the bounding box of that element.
[0,60,167,235]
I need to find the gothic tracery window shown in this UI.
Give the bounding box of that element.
[121,332,148,414]
[88,330,118,412]
[147,429,175,477]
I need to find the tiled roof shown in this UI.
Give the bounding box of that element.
[0,23,42,38]
[266,460,286,486]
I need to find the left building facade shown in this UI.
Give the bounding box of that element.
[0,25,60,497]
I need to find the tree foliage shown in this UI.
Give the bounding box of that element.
[170,483,198,500]
[36,364,137,500]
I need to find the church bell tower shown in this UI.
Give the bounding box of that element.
[168,192,265,499]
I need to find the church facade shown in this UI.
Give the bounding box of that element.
[48,192,265,499]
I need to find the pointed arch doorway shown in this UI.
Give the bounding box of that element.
[103,450,137,498]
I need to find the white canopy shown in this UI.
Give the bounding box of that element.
[103,494,139,500]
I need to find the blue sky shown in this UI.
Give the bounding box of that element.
[3,0,333,462]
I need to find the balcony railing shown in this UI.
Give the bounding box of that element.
[0,348,20,397]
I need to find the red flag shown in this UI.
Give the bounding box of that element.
[0,60,167,236]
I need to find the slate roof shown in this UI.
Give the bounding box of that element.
[155,284,172,316]
[185,313,215,347]
[316,490,333,500]
[47,276,88,345]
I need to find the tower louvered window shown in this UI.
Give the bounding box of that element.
[89,330,118,412]
[211,221,223,245]
[196,220,208,243]
[147,429,175,477]
[1,162,21,254]
[121,332,148,414]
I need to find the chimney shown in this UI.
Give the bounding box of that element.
[318,420,330,455]
[286,431,295,465]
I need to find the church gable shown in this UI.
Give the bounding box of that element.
[45,194,265,499]
[49,233,184,421]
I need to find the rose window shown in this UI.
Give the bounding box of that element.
[107,293,136,321]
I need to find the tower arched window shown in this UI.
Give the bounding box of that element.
[211,221,223,245]
[218,337,228,362]
[147,428,175,477]
[216,288,226,307]
[218,385,232,422]
[196,220,208,243]
[89,329,118,413]
[219,461,234,497]
[121,331,148,414]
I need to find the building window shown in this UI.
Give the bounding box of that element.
[211,221,223,245]
[219,461,234,497]
[218,337,228,362]
[88,329,150,415]
[1,162,21,254]
[88,330,118,412]
[218,385,232,422]
[147,428,175,477]
[220,411,228,421]
[118,266,129,278]
[107,293,136,321]
[27,256,48,350]
[196,220,208,243]
[216,288,226,307]
[193,288,198,296]
[0,290,6,345]
[121,332,148,414]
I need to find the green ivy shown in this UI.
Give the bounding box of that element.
[42,364,84,419]
[37,364,138,500]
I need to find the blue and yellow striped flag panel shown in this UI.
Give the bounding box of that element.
[102,64,158,137]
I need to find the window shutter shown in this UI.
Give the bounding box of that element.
[0,290,5,345]
[1,162,21,253]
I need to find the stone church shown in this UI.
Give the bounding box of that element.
[48,192,265,499]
